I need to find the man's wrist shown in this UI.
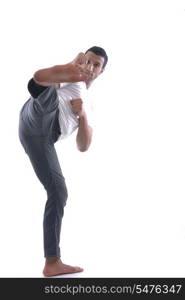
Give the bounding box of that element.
[78,110,87,120]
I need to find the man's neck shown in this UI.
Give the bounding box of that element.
[85,79,94,89]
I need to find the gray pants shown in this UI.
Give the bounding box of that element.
[18,85,68,258]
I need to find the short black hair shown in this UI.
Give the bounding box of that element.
[85,46,108,68]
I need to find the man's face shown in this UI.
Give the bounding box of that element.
[84,51,105,81]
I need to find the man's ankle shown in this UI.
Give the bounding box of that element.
[46,257,60,264]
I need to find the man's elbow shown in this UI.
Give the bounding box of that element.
[76,127,93,152]
[77,140,92,152]
[77,145,90,152]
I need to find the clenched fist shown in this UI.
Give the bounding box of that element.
[70,98,86,118]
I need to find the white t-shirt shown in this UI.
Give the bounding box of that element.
[56,81,93,141]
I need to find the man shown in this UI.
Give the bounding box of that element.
[18,46,108,277]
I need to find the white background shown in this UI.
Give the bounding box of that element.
[0,0,185,277]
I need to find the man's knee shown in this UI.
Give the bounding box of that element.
[54,180,68,207]
[60,184,68,207]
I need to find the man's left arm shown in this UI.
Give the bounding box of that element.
[70,98,93,152]
[70,99,93,152]
[76,112,93,152]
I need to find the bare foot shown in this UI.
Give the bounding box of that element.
[43,257,84,277]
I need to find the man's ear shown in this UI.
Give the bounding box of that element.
[100,68,105,74]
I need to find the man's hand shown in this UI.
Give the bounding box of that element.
[70,98,85,118]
